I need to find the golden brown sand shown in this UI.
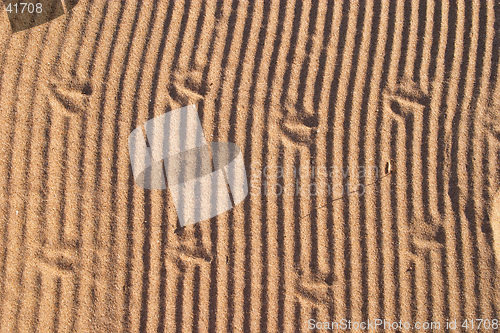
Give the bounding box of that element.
[0,1,499,332]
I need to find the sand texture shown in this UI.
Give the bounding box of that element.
[0,1,499,332]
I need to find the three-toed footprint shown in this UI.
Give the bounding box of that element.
[44,70,92,117]
[279,101,319,145]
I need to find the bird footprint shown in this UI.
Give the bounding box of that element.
[483,96,500,142]
[279,101,319,145]
[168,70,206,106]
[383,76,430,120]
[45,70,92,117]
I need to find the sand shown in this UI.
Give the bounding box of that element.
[0,0,499,332]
